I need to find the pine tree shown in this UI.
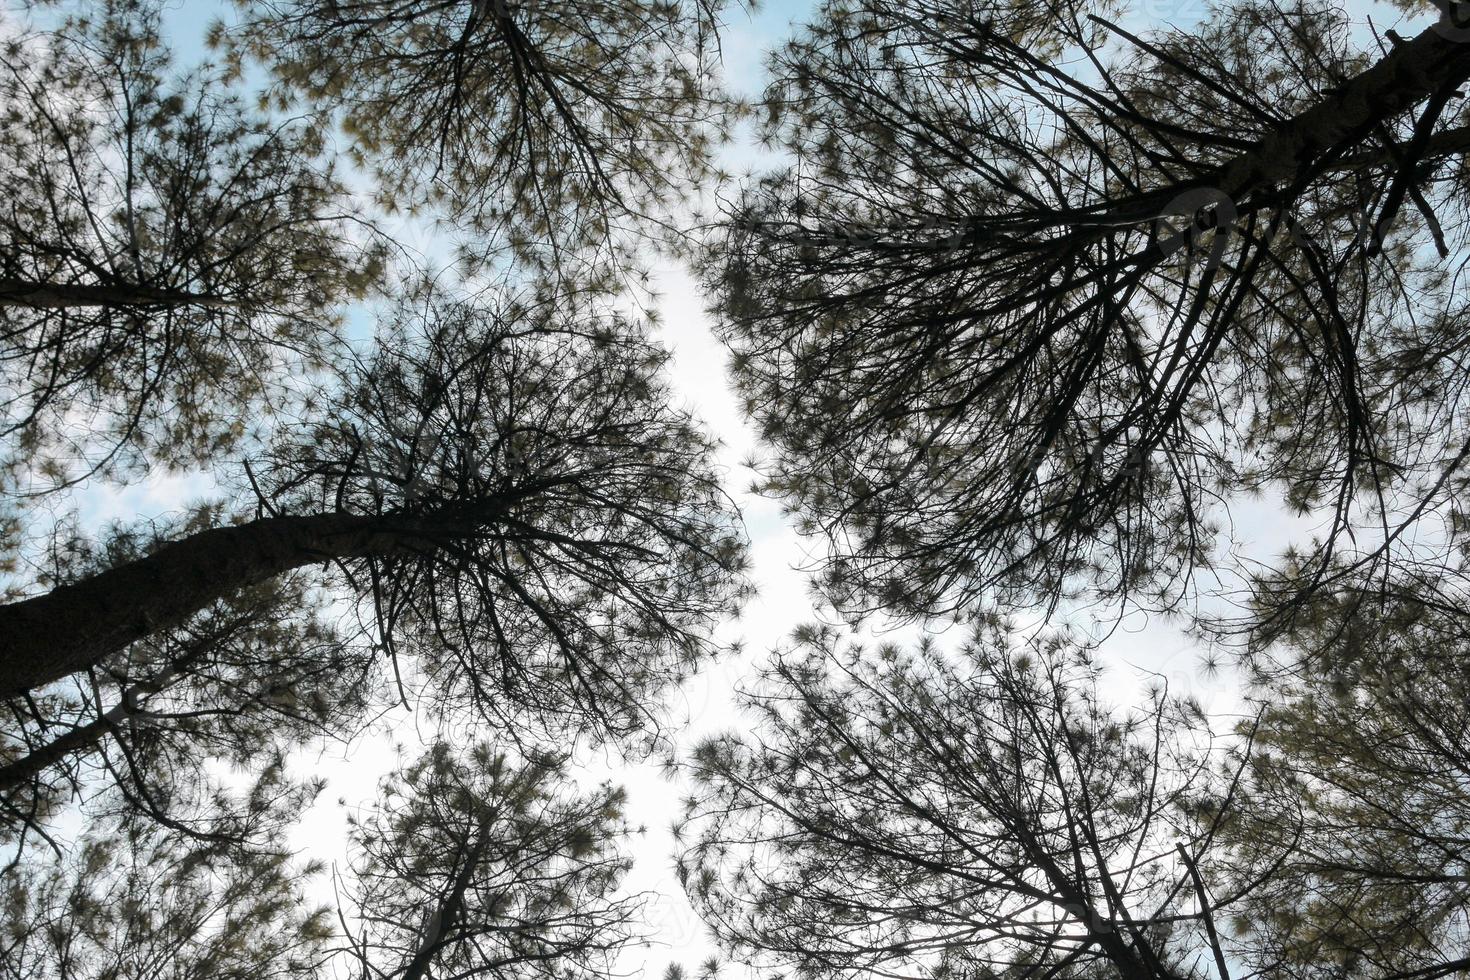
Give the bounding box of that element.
[679,623,1236,978]
[704,0,1470,629]
[222,0,737,263]
[339,743,646,980]
[0,0,386,491]
[1217,584,1470,978]
[0,805,330,980]
[0,504,377,847]
[0,283,749,743]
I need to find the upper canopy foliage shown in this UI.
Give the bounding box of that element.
[0,0,386,491]
[706,0,1470,630]
[680,624,1231,978]
[1,815,331,980]
[222,0,740,266]
[5,0,1470,977]
[1215,583,1470,977]
[340,743,645,980]
[256,281,752,742]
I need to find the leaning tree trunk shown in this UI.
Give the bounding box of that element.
[0,277,234,309]
[0,511,453,698]
[1205,16,1470,198]
[1032,13,1470,236]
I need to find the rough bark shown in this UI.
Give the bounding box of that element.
[0,277,234,309]
[0,511,446,698]
[1059,14,1470,230]
[1207,18,1470,199]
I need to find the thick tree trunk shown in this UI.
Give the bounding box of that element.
[0,511,441,699]
[0,277,234,309]
[1209,17,1470,198]
[1067,14,1470,230]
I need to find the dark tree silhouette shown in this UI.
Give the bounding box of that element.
[0,0,386,491]
[679,624,1243,979]
[0,283,749,742]
[0,505,378,849]
[1,742,651,980]
[705,0,1470,629]
[1216,584,1470,978]
[0,808,331,980]
[222,0,737,261]
[338,743,645,980]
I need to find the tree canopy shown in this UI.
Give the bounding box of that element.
[680,610,1470,979]
[1,816,330,980]
[339,743,645,980]
[0,504,376,850]
[680,624,1235,978]
[0,0,740,976]
[6,0,1470,978]
[705,0,1470,630]
[222,0,738,262]
[0,283,749,744]
[2,742,650,980]
[1216,584,1470,977]
[0,0,385,490]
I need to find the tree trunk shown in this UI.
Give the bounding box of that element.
[1059,14,1470,230]
[1208,17,1470,199]
[0,511,443,698]
[399,813,494,980]
[0,277,234,309]
[1019,828,1167,979]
